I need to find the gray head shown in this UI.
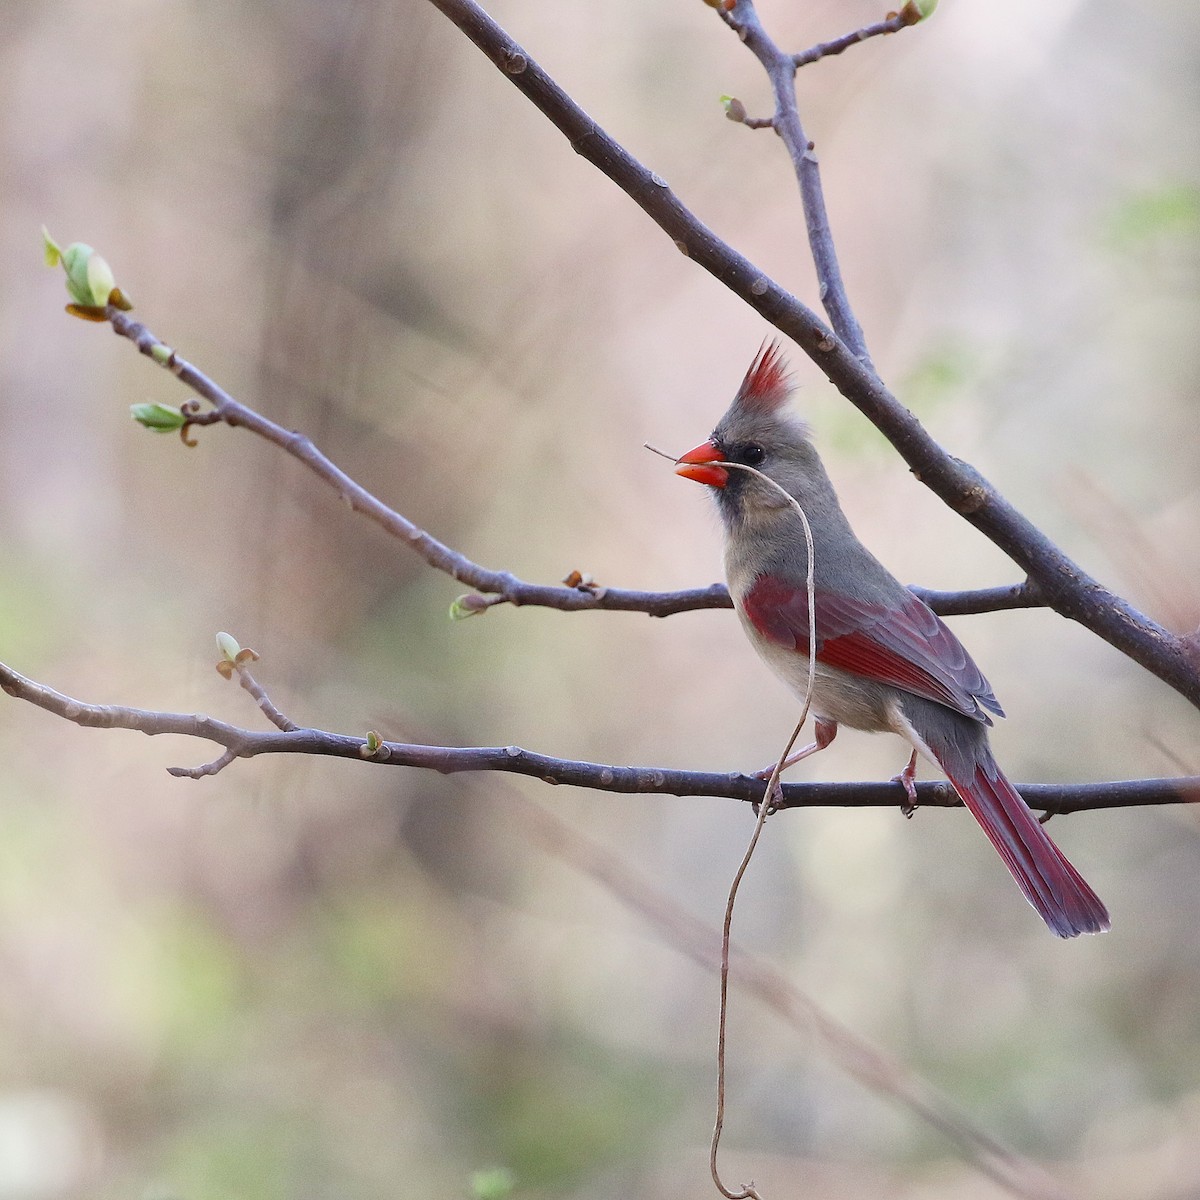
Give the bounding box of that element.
[675,342,842,535]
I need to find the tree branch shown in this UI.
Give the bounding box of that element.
[910,580,1044,618]
[721,0,873,365]
[423,0,1200,712]
[106,311,1043,622]
[3,657,1195,814]
[792,11,918,69]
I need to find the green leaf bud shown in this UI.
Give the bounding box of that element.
[130,402,187,432]
[43,232,130,312]
[449,593,491,620]
[42,227,63,267]
[216,632,242,663]
[84,251,116,307]
[720,95,747,123]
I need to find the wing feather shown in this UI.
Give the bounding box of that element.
[742,575,1003,724]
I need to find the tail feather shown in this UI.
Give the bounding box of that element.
[942,756,1110,939]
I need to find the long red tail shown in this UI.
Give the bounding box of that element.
[941,753,1110,938]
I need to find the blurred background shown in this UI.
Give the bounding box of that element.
[1,0,1198,1196]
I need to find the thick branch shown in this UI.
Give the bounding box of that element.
[2,658,1195,813]
[423,0,1200,711]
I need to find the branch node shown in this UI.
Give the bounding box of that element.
[360,731,391,760]
[955,486,989,516]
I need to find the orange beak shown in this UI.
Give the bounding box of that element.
[675,440,729,488]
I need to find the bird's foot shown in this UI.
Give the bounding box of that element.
[892,750,919,819]
[751,777,785,818]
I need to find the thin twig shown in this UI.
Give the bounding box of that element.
[233,663,299,732]
[792,12,915,69]
[105,311,1041,622]
[720,0,872,366]
[173,748,238,779]
[422,0,1200,711]
[2,656,1198,810]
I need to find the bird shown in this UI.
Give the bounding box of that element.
[674,341,1110,938]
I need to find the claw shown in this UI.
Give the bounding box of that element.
[769,777,784,812]
[751,776,785,818]
[892,749,919,818]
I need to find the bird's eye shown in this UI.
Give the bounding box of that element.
[740,444,766,466]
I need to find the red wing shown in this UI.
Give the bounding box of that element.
[743,574,1002,724]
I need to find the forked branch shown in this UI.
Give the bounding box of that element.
[423,0,1200,711]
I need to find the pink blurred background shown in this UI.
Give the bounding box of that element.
[1,1,1198,1195]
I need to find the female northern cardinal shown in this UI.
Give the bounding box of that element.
[675,343,1109,938]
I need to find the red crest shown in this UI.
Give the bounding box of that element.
[734,340,792,413]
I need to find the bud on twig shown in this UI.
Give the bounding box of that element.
[215,632,260,678]
[359,730,391,760]
[898,0,937,24]
[130,402,187,433]
[720,95,748,124]
[449,593,493,620]
[42,227,133,319]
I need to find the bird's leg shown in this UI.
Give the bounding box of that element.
[753,718,838,783]
[892,749,919,818]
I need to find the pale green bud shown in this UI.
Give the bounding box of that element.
[42,228,131,312]
[41,227,63,267]
[130,402,186,432]
[216,632,242,663]
[720,95,747,123]
[449,593,491,620]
